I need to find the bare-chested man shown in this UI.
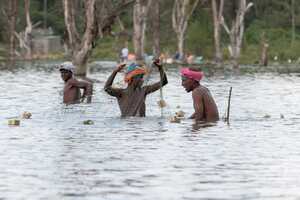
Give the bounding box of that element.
[59,62,93,104]
[104,60,168,117]
[181,68,219,122]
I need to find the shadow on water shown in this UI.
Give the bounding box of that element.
[190,121,218,132]
[1,61,300,199]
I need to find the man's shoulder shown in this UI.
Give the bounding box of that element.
[193,85,209,95]
[105,86,125,98]
[68,78,92,84]
[66,78,78,85]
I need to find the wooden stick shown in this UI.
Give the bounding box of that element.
[226,87,232,124]
[159,66,164,118]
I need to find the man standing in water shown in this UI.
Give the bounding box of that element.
[120,46,129,63]
[181,68,219,122]
[104,60,168,117]
[59,62,93,104]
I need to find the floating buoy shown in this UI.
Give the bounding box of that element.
[22,112,32,119]
[8,119,20,126]
[175,110,185,118]
[158,99,167,108]
[169,116,181,123]
[83,120,94,125]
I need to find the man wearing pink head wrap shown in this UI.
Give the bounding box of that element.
[181,68,219,122]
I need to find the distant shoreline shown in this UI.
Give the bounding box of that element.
[1,59,300,74]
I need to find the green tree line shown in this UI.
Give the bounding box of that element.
[0,0,299,64]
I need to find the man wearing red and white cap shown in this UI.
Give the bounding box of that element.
[59,62,93,104]
[181,68,219,122]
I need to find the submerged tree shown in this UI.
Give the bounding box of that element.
[259,32,268,66]
[133,0,152,61]
[172,0,199,61]
[221,0,253,68]
[3,0,18,60]
[14,0,33,60]
[63,0,134,77]
[63,0,97,77]
[149,0,160,58]
[211,0,224,64]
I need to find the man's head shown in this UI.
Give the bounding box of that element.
[59,62,75,82]
[124,63,146,88]
[181,68,204,92]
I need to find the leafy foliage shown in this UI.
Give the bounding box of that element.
[0,0,300,62]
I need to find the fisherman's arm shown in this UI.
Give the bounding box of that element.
[82,81,93,103]
[145,61,168,94]
[104,64,126,97]
[69,79,93,103]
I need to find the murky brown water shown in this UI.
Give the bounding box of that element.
[1,61,300,200]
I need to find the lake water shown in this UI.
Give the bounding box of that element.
[1,61,300,200]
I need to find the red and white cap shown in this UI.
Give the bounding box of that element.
[59,61,75,74]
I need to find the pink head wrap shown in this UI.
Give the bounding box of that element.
[180,68,204,81]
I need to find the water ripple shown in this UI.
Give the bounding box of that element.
[0,63,300,199]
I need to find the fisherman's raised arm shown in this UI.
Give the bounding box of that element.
[145,59,168,94]
[104,63,126,97]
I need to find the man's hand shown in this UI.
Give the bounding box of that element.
[153,58,162,69]
[115,63,126,72]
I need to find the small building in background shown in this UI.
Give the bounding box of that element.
[31,28,62,56]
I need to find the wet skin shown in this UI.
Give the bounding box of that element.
[104,62,168,117]
[182,76,219,122]
[60,69,93,104]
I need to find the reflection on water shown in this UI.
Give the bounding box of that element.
[1,62,300,199]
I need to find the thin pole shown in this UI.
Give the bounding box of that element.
[159,74,164,117]
[226,87,232,124]
[157,60,165,118]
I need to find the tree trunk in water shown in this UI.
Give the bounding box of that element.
[178,33,185,61]
[230,33,238,68]
[73,52,89,77]
[229,33,240,69]
[8,0,17,61]
[172,0,199,62]
[213,25,222,63]
[133,3,143,61]
[14,0,34,61]
[212,0,224,64]
[24,0,33,60]
[133,0,152,61]
[63,0,134,76]
[151,0,160,58]
[260,43,268,67]
[260,33,268,66]
[63,0,96,77]
[221,0,253,68]
[74,0,96,76]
